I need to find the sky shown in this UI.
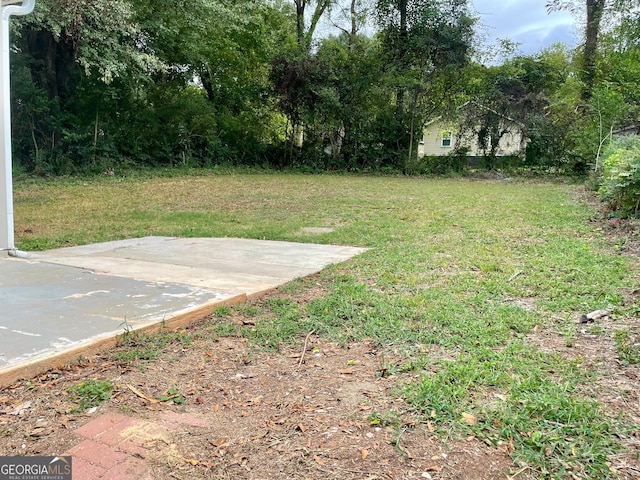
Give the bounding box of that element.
[472,0,579,56]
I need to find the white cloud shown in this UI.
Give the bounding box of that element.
[473,0,578,55]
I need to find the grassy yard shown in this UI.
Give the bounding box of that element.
[13,171,640,478]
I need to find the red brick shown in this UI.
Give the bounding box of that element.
[70,456,107,480]
[75,413,130,439]
[116,439,149,458]
[101,456,148,480]
[67,439,127,470]
[95,417,141,447]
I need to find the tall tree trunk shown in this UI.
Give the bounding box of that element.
[295,0,306,47]
[25,29,75,102]
[395,0,408,112]
[582,0,605,100]
[199,70,216,103]
[350,0,357,45]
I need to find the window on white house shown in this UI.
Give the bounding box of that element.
[441,131,452,148]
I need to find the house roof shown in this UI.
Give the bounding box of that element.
[426,101,524,128]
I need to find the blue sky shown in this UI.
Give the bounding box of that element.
[320,0,580,57]
[472,0,579,55]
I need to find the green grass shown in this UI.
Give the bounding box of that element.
[113,326,195,364]
[615,329,640,366]
[15,171,638,478]
[67,379,114,413]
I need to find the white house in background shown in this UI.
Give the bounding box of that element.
[417,103,527,158]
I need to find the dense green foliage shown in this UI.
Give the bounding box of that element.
[598,135,640,216]
[6,0,640,181]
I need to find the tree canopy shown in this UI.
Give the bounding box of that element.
[7,0,640,175]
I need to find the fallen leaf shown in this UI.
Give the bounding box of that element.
[127,385,159,404]
[209,437,230,448]
[313,455,324,465]
[461,412,477,425]
[361,448,368,460]
[425,465,441,472]
[9,402,31,416]
[250,430,268,441]
[184,458,200,466]
[29,427,46,437]
[297,423,309,432]
[338,369,354,374]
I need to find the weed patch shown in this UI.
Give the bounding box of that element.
[67,379,113,413]
[615,329,640,365]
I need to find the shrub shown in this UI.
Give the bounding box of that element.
[598,135,640,217]
[418,150,469,175]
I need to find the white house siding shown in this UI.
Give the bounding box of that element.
[418,120,524,158]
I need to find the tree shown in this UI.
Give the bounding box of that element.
[19,0,156,98]
[313,34,387,169]
[292,0,334,50]
[11,0,297,172]
[375,0,476,170]
[545,0,639,99]
[11,0,159,172]
[453,49,576,171]
[326,0,373,49]
[539,1,640,171]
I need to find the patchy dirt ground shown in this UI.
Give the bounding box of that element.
[527,313,640,479]
[0,325,517,479]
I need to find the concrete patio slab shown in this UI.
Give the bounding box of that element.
[0,236,367,386]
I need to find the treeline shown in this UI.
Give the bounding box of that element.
[8,0,640,175]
